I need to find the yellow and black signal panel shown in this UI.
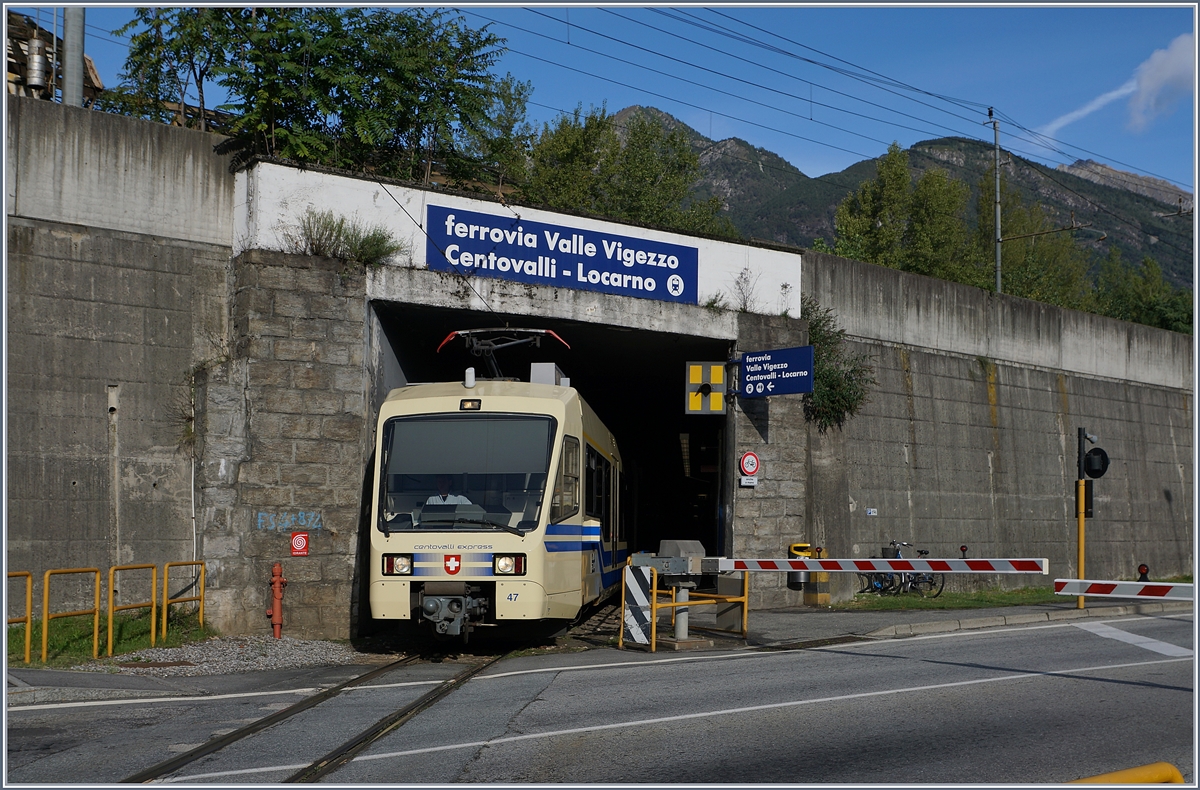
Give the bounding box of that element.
[685,362,727,415]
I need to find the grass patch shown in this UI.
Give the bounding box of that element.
[832,586,1065,612]
[7,608,218,669]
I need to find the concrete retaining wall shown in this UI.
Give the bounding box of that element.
[6,216,232,606]
[800,253,1193,601]
[6,98,234,247]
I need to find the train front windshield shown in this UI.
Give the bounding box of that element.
[379,414,556,533]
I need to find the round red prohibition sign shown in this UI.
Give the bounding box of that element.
[739,451,760,477]
[291,531,309,557]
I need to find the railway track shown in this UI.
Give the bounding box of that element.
[120,653,504,784]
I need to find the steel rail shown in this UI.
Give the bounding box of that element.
[120,655,421,784]
[284,654,507,783]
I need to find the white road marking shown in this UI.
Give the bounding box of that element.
[7,686,319,713]
[811,613,1194,647]
[159,655,1192,783]
[473,649,803,681]
[1072,621,1194,656]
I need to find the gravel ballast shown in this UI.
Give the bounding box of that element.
[70,636,372,678]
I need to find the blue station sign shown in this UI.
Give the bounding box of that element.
[740,346,814,398]
[426,205,699,305]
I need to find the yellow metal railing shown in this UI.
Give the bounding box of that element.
[7,571,33,664]
[42,568,101,662]
[7,562,206,664]
[108,564,158,656]
[162,561,205,639]
[1071,762,1185,783]
[619,561,750,652]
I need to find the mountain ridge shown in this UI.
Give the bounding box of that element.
[613,105,1193,288]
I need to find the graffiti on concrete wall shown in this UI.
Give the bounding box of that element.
[256,510,323,531]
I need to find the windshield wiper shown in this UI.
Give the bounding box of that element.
[423,516,525,537]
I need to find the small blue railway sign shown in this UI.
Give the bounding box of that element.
[739,346,814,398]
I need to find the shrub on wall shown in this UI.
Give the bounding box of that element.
[279,208,410,268]
[801,293,875,431]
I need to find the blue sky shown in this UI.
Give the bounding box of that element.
[14,4,1196,193]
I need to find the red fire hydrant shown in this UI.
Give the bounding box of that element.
[267,562,287,638]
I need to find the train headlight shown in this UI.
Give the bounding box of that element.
[493,554,526,575]
[383,554,413,575]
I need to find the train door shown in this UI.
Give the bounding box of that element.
[584,442,615,602]
[546,434,582,605]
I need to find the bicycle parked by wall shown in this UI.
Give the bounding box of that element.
[890,541,945,598]
[855,540,945,597]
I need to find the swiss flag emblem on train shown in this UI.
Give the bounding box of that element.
[444,555,461,575]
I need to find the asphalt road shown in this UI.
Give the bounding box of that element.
[7,612,1193,784]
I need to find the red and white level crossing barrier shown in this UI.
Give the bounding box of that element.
[717,558,1048,574]
[1054,578,1194,601]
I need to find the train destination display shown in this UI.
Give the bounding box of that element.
[426,204,699,305]
[740,346,814,397]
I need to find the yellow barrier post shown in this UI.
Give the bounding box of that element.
[1077,477,1086,610]
[1070,762,1185,784]
[649,566,659,653]
[162,562,206,639]
[7,571,33,664]
[108,564,158,656]
[42,568,101,662]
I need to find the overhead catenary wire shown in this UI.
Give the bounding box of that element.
[675,7,1192,191]
[588,8,982,144]
[494,27,1187,254]
[502,8,1190,255]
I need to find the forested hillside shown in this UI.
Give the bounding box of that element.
[618,105,1192,290]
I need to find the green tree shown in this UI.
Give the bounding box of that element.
[105,8,505,179]
[833,142,911,268]
[521,104,621,213]
[98,8,231,129]
[522,107,736,237]
[905,167,979,284]
[214,8,333,168]
[833,142,979,281]
[456,73,536,194]
[801,293,875,432]
[314,8,502,182]
[1096,249,1193,333]
[973,168,1094,310]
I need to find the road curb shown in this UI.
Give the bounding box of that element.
[865,601,1193,638]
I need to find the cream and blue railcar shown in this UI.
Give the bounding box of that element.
[369,379,627,640]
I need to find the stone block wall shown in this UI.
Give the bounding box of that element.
[197,250,370,638]
[731,312,814,610]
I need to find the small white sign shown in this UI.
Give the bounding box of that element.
[865,508,878,516]
[740,476,758,488]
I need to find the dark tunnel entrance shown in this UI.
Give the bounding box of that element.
[370,301,733,558]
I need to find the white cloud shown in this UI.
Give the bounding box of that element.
[1041,80,1136,139]
[1127,33,1195,131]
[1038,32,1194,141]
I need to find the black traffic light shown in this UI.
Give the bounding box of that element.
[1084,447,1109,479]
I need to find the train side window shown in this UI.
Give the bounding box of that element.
[551,436,580,523]
[586,445,613,543]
